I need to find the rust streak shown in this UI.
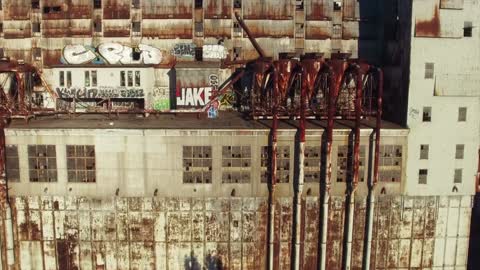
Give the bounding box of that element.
[415,6,440,37]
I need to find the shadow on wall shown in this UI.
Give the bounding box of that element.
[184,251,223,270]
[467,194,480,270]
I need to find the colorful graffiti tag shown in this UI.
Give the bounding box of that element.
[176,87,213,107]
[151,87,170,110]
[171,44,228,59]
[56,87,144,99]
[61,43,163,65]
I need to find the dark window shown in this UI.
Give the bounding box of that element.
[132,21,141,32]
[5,145,19,182]
[33,48,42,60]
[32,22,41,33]
[59,71,65,87]
[422,107,431,122]
[195,47,203,61]
[304,146,321,183]
[85,71,90,87]
[66,71,72,87]
[458,107,467,122]
[0,0,2,11]
[455,144,464,159]
[28,145,57,182]
[183,146,212,184]
[94,0,101,9]
[195,22,204,37]
[234,0,242,8]
[233,47,242,60]
[94,20,102,32]
[0,23,3,33]
[420,144,429,160]
[0,48,4,57]
[425,62,434,79]
[261,146,290,183]
[134,71,140,86]
[195,0,203,8]
[120,71,126,86]
[32,0,40,9]
[43,6,62,13]
[418,169,428,184]
[91,71,97,86]
[333,1,342,11]
[464,21,472,37]
[454,169,462,183]
[296,0,304,10]
[127,71,133,87]
[67,145,95,182]
[132,0,140,9]
[222,146,251,183]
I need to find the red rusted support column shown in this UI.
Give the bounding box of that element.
[364,67,383,270]
[234,12,266,58]
[15,72,26,114]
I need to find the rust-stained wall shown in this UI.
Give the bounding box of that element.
[142,0,193,19]
[5,195,471,270]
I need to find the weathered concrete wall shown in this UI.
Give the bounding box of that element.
[5,194,471,270]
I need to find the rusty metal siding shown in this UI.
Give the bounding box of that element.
[243,0,292,20]
[3,21,32,39]
[326,197,345,270]
[42,20,91,38]
[4,50,32,62]
[204,0,232,19]
[343,0,360,19]
[204,19,232,38]
[42,50,63,67]
[305,21,332,40]
[440,0,464,9]
[103,0,130,19]
[142,19,193,39]
[103,20,131,37]
[142,0,193,19]
[244,20,294,38]
[302,197,319,270]
[414,3,440,37]
[306,0,331,20]
[3,0,30,20]
[69,0,93,19]
[42,0,68,20]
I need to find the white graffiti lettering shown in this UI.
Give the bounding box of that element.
[176,87,212,107]
[56,86,144,99]
[62,43,162,65]
[203,45,228,59]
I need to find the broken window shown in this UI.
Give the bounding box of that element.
[28,145,57,182]
[222,146,251,183]
[91,71,97,86]
[120,71,126,86]
[94,20,102,32]
[455,144,464,159]
[464,21,472,37]
[458,107,467,122]
[132,21,141,32]
[337,145,366,182]
[233,47,242,60]
[32,22,41,33]
[234,0,242,8]
[295,23,304,38]
[454,169,462,183]
[94,0,101,9]
[59,71,65,87]
[333,1,342,11]
[84,71,90,87]
[43,6,62,14]
[420,144,429,160]
[422,106,431,122]
[5,145,19,182]
[195,0,203,8]
[183,146,212,184]
[418,169,428,184]
[304,146,321,183]
[66,71,72,87]
[233,22,242,37]
[424,62,434,79]
[33,47,42,60]
[67,145,96,182]
[296,0,304,10]
[134,71,140,86]
[195,22,204,37]
[379,145,402,182]
[132,0,140,9]
[261,146,290,183]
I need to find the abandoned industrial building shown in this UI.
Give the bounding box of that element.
[0,0,478,269]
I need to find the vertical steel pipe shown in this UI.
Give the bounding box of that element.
[364,68,383,270]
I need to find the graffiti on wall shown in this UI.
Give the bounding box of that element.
[203,45,228,59]
[62,43,163,65]
[56,86,144,99]
[176,87,213,107]
[171,44,196,58]
[151,87,170,110]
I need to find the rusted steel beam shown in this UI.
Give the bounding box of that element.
[201,70,245,111]
[234,12,266,58]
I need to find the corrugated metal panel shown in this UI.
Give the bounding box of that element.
[43,20,91,37]
[103,20,131,37]
[3,0,30,20]
[142,19,193,39]
[69,19,92,37]
[204,0,231,19]
[3,21,32,39]
[243,0,292,20]
[103,0,130,19]
[440,0,464,9]
[142,0,193,19]
[306,0,331,20]
[204,19,232,38]
[306,21,332,39]
[244,20,294,38]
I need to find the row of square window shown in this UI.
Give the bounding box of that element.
[6,145,95,183]
[419,144,465,160]
[422,107,467,122]
[418,168,463,184]
[59,71,141,88]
